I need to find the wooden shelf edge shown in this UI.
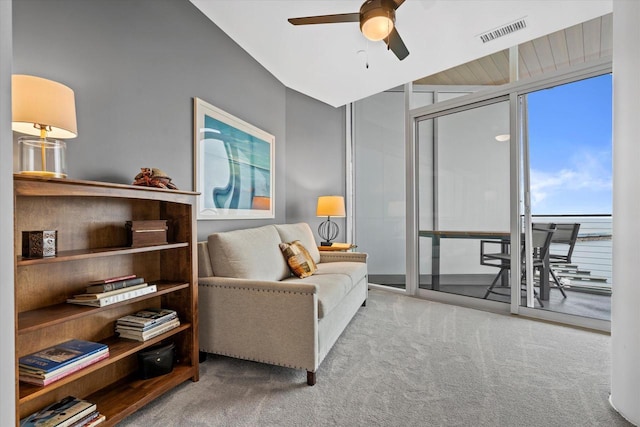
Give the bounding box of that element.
[18,282,190,334]
[17,242,189,266]
[14,174,199,197]
[19,323,193,403]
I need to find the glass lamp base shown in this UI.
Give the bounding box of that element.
[18,137,67,178]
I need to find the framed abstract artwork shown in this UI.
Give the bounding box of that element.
[193,97,275,220]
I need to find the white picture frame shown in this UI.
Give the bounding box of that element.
[193,97,275,220]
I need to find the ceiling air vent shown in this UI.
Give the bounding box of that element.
[479,18,527,43]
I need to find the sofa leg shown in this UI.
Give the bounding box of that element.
[307,371,316,386]
[362,299,367,307]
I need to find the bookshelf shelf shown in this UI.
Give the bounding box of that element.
[13,175,199,425]
[19,323,191,403]
[17,242,189,266]
[17,282,190,334]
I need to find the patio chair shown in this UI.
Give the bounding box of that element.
[481,225,555,307]
[533,222,580,298]
[548,223,581,264]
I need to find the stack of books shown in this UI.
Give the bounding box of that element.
[19,339,109,387]
[115,308,180,341]
[20,395,105,426]
[67,274,156,307]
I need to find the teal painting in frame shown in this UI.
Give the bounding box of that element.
[194,97,275,219]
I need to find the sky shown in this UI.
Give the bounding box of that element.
[527,74,612,215]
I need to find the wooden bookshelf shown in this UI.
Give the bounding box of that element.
[13,175,199,426]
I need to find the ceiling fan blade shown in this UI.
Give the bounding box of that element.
[391,0,406,9]
[288,13,359,26]
[385,27,409,60]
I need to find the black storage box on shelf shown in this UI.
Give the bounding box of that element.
[137,342,175,379]
[126,220,168,247]
[22,230,57,258]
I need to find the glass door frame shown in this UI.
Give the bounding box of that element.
[405,58,612,331]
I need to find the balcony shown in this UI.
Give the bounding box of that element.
[407,215,612,321]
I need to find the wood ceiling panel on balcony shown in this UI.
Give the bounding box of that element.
[414,14,611,87]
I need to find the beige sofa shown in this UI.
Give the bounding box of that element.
[197,222,368,385]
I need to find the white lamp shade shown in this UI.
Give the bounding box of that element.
[12,74,78,139]
[317,196,346,217]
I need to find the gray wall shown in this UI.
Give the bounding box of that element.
[1,1,15,424]
[285,88,347,243]
[12,0,344,241]
[6,1,345,422]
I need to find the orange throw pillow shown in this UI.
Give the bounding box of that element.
[279,240,317,278]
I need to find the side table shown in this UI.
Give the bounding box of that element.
[317,243,356,252]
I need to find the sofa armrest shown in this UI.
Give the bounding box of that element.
[198,276,318,294]
[197,241,214,278]
[198,276,319,372]
[319,251,367,264]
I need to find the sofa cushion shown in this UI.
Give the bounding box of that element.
[279,240,317,278]
[208,225,290,281]
[274,223,321,265]
[314,262,368,287]
[282,273,353,319]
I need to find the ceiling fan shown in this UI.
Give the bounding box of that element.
[288,0,409,61]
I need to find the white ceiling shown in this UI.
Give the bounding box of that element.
[189,0,612,107]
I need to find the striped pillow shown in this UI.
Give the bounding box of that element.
[279,240,317,278]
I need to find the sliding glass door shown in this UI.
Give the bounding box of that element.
[520,74,612,320]
[407,68,611,329]
[415,99,512,303]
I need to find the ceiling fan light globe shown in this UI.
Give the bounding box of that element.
[361,16,394,41]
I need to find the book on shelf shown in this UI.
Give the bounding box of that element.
[69,412,105,427]
[19,350,109,386]
[20,347,109,378]
[87,274,137,285]
[67,284,157,307]
[115,321,175,333]
[116,318,180,341]
[85,276,145,293]
[115,308,178,329]
[71,283,149,300]
[19,339,108,375]
[20,395,96,427]
[77,413,105,427]
[67,410,103,427]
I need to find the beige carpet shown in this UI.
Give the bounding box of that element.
[119,289,630,426]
